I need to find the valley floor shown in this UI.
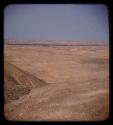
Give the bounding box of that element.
[4,44,109,121]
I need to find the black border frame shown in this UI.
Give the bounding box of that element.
[0,0,112,124]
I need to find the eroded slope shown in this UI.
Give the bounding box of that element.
[4,62,47,103]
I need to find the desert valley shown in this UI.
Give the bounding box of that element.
[4,41,109,121]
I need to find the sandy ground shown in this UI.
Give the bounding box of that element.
[4,44,109,121]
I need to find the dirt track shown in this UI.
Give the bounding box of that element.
[4,44,109,121]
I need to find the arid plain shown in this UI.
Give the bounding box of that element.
[4,42,109,121]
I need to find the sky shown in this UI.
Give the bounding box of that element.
[4,4,109,43]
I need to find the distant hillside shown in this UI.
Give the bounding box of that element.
[4,40,109,46]
[4,62,47,103]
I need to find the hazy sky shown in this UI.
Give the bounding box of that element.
[4,4,109,42]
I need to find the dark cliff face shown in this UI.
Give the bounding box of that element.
[4,62,47,103]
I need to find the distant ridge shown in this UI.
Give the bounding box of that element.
[4,40,108,46]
